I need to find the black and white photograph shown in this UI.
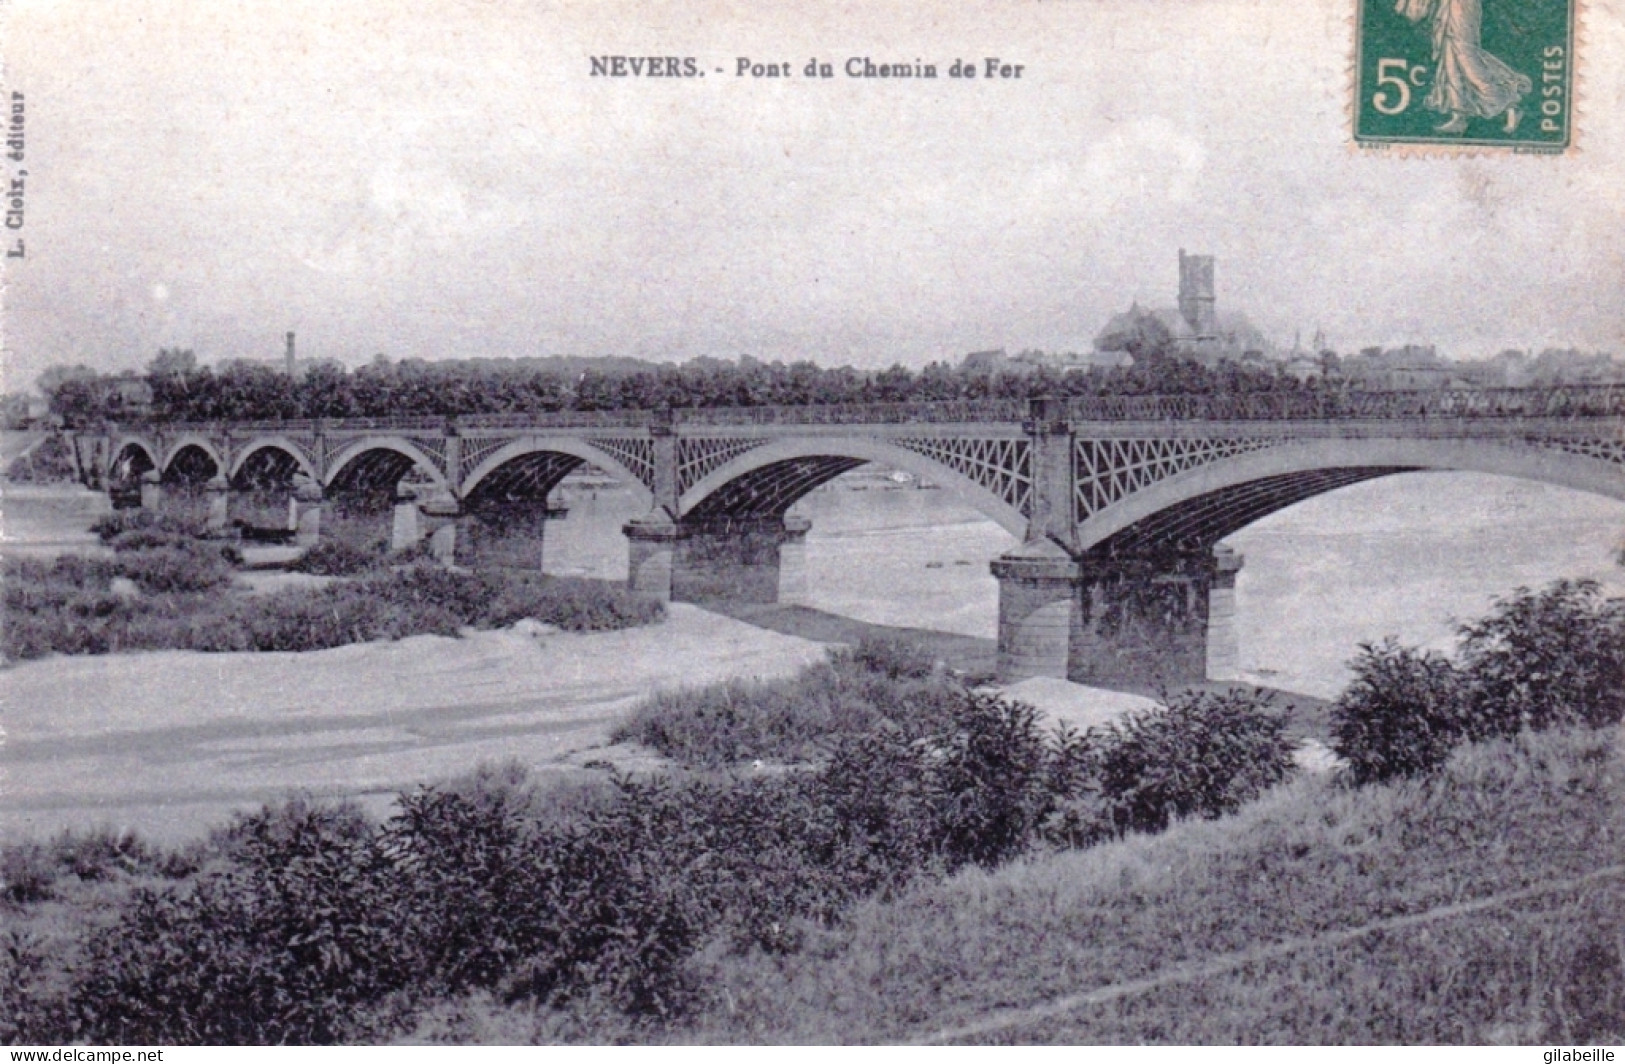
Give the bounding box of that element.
[1,0,1623,1047]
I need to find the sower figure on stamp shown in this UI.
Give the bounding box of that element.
[1398,0,1532,133]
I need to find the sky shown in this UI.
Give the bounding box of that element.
[2,0,1623,391]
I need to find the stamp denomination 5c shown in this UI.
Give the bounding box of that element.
[1355,0,1575,150]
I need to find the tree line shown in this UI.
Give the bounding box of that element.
[37,343,1320,428]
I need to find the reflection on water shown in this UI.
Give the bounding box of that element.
[549,471,1625,699]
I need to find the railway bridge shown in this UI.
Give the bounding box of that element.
[72,387,1625,686]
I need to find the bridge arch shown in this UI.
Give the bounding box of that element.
[110,437,159,480]
[1075,435,1625,555]
[161,441,223,485]
[461,438,654,510]
[228,437,319,484]
[679,436,1028,536]
[324,437,447,493]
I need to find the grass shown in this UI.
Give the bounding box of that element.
[4,579,1617,1044]
[0,681,1296,1044]
[659,725,1623,1044]
[611,638,960,767]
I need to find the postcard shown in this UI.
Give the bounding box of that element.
[2,0,1623,1047]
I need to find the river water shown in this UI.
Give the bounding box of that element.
[5,471,1622,701]
[549,471,1625,700]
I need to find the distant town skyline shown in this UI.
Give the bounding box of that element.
[4,0,1623,394]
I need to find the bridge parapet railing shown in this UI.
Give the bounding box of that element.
[673,398,1030,426]
[455,410,657,430]
[119,385,1625,437]
[1063,385,1625,421]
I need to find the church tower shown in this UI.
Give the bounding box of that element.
[1177,249,1217,341]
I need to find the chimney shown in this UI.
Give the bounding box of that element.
[285,332,296,376]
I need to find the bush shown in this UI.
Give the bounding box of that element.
[927,694,1055,868]
[1330,581,1625,787]
[290,538,389,576]
[1331,639,1468,785]
[5,433,78,484]
[21,682,1321,1043]
[1456,579,1625,738]
[1,827,167,904]
[843,636,937,681]
[90,510,210,544]
[73,799,407,1045]
[112,543,237,594]
[1,556,661,661]
[1084,688,1298,836]
[482,572,666,632]
[1,842,59,905]
[614,645,961,767]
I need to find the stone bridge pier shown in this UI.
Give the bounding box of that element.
[986,397,1250,688]
[629,515,811,606]
[621,414,814,607]
[388,484,568,570]
[992,543,1243,689]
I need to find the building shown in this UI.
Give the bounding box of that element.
[1175,249,1218,349]
[1093,251,1269,365]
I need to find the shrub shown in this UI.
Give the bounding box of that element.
[1456,579,1625,738]
[927,694,1055,868]
[5,433,79,484]
[90,510,210,544]
[378,769,542,996]
[50,826,160,882]
[0,828,166,904]
[1086,688,1298,835]
[614,646,960,767]
[1,841,59,904]
[240,584,462,652]
[112,543,237,594]
[73,799,406,1045]
[290,538,389,576]
[0,929,64,1044]
[482,572,665,632]
[843,636,936,681]
[1331,639,1468,785]
[1,556,660,661]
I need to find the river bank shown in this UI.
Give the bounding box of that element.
[0,604,829,843]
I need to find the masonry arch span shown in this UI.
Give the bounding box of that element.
[324,437,447,493]
[110,438,158,481]
[1074,435,1625,556]
[679,436,1028,536]
[161,442,222,485]
[461,438,654,511]
[161,436,224,481]
[228,438,318,485]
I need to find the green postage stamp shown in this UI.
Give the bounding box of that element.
[1355,0,1575,150]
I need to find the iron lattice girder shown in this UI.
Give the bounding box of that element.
[892,435,1034,516]
[231,445,303,491]
[161,443,221,485]
[677,436,772,496]
[683,455,867,521]
[1073,435,1289,522]
[464,451,584,504]
[326,448,422,494]
[1086,466,1417,558]
[590,436,657,491]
